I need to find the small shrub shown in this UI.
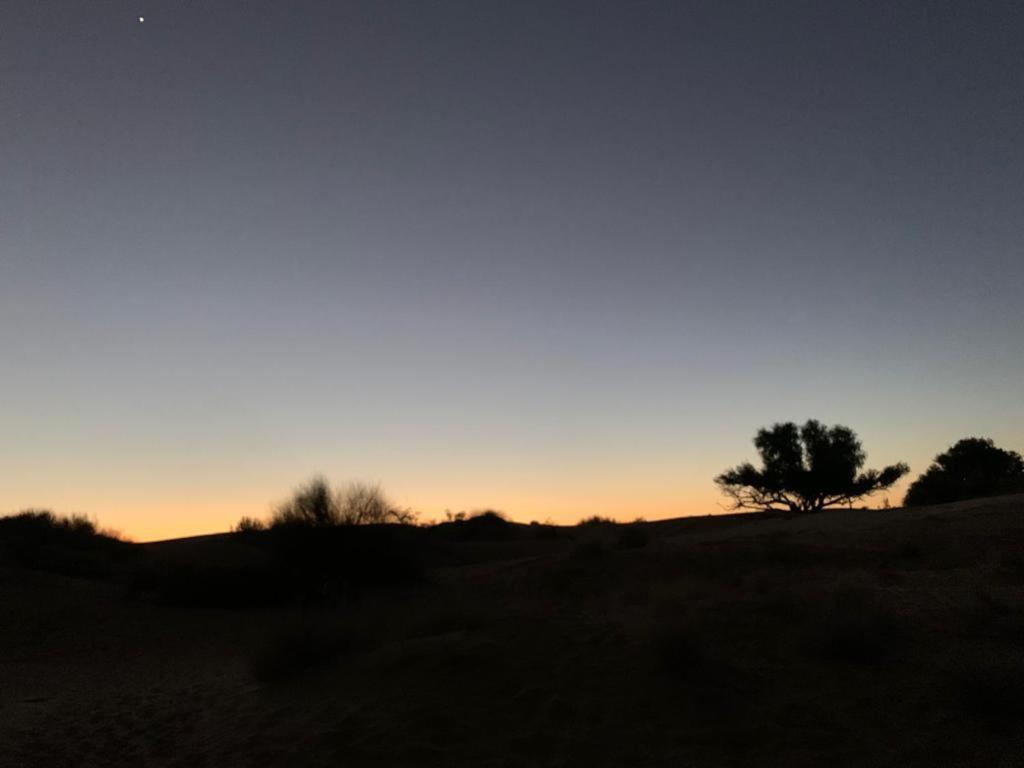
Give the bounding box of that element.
[0,509,128,578]
[271,476,340,528]
[577,515,616,527]
[337,482,416,525]
[441,510,516,541]
[234,516,266,533]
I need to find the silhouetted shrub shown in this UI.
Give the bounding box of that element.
[468,509,507,524]
[904,438,1024,506]
[440,510,517,541]
[0,509,129,578]
[338,481,416,525]
[234,516,266,533]
[526,520,563,540]
[270,477,416,529]
[573,516,649,549]
[271,476,340,528]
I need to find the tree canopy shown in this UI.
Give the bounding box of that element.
[716,420,909,513]
[904,437,1024,506]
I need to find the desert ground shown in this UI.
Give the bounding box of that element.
[4,497,1024,767]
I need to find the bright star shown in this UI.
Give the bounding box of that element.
[138,16,145,23]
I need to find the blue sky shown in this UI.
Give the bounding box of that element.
[3,1,1022,538]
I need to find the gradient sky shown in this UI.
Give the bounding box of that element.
[3,1,1023,540]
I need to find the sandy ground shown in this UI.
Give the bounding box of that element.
[3,496,1024,767]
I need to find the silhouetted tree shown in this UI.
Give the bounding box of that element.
[337,482,416,525]
[271,476,339,528]
[270,477,416,528]
[904,438,1024,506]
[716,420,908,513]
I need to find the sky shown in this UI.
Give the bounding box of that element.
[2,1,1023,540]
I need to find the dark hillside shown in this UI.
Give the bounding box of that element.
[4,497,1024,766]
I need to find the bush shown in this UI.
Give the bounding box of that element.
[0,509,129,578]
[527,520,563,540]
[573,516,648,550]
[271,476,340,528]
[905,438,1024,506]
[234,516,266,533]
[270,477,416,529]
[439,510,517,541]
[338,482,416,525]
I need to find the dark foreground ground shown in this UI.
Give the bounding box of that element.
[4,497,1024,767]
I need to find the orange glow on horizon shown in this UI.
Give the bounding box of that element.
[1,482,907,543]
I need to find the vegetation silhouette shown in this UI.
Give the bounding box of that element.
[436,509,518,541]
[8,488,1024,764]
[0,509,131,578]
[575,515,649,549]
[135,478,425,608]
[576,515,617,527]
[904,437,1024,506]
[233,515,266,533]
[268,477,416,529]
[716,420,909,513]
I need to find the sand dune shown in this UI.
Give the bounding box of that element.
[4,496,1024,766]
